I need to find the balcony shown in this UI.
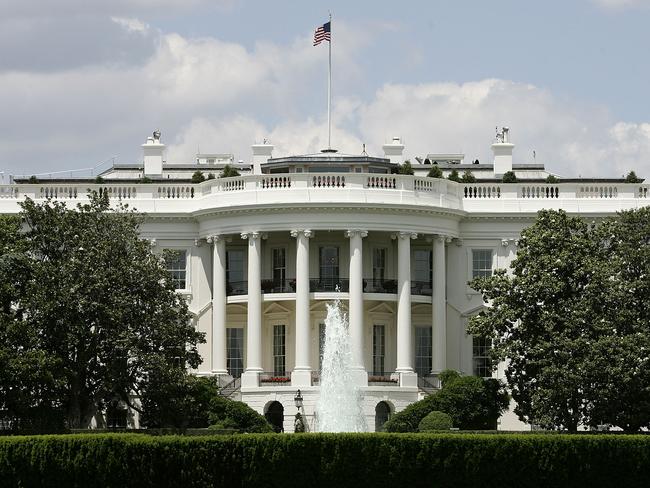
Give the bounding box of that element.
[226,278,434,297]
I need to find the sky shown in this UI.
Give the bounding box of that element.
[1,0,650,179]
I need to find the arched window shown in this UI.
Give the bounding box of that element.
[265,401,285,433]
[375,401,391,431]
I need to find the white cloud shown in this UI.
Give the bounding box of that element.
[0,19,648,180]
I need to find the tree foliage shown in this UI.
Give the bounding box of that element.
[460,170,476,183]
[191,171,206,183]
[427,165,443,178]
[0,193,204,429]
[418,411,452,431]
[625,171,642,183]
[219,165,240,178]
[468,208,650,431]
[383,369,508,432]
[447,169,461,182]
[502,171,517,183]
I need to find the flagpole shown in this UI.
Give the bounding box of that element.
[327,12,332,150]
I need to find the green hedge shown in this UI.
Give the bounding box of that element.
[1,433,649,487]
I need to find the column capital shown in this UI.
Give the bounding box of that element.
[391,231,418,240]
[426,234,453,244]
[344,229,368,239]
[290,229,313,239]
[241,231,267,241]
[206,234,231,245]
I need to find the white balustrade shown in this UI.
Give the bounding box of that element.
[578,186,618,198]
[520,186,560,199]
[463,184,501,199]
[366,175,396,189]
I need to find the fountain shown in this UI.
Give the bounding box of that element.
[315,299,367,432]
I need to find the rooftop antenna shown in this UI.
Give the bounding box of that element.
[533,150,536,162]
[361,143,367,155]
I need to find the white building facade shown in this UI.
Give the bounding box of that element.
[2,129,648,432]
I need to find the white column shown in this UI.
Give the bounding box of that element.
[346,229,368,387]
[291,229,313,387]
[395,231,418,386]
[241,231,262,387]
[432,235,447,376]
[208,235,228,375]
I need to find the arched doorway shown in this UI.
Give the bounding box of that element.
[265,401,284,433]
[375,401,391,431]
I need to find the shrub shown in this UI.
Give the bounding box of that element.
[502,171,517,183]
[419,411,453,431]
[220,165,240,178]
[545,174,559,183]
[208,396,273,433]
[191,171,206,183]
[427,166,443,178]
[1,433,650,487]
[625,171,642,183]
[94,176,105,184]
[28,175,39,183]
[447,169,461,182]
[384,369,509,432]
[139,176,153,183]
[207,173,216,180]
[461,170,476,183]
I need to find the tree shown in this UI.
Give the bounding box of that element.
[427,166,443,178]
[467,209,650,431]
[625,171,642,183]
[207,173,216,180]
[460,170,476,183]
[398,160,414,175]
[502,171,517,183]
[418,411,452,432]
[0,216,64,431]
[447,169,461,182]
[191,171,206,183]
[12,193,204,429]
[208,396,273,432]
[545,174,559,183]
[141,374,219,429]
[220,165,240,178]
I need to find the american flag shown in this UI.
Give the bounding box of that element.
[313,21,331,46]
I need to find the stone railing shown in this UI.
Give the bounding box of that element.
[462,183,649,199]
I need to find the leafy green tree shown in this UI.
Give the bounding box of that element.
[207,173,216,180]
[468,210,609,431]
[191,171,206,183]
[502,171,517,183]
[0,216,64,431]
[397,160,415,175]
[545,174,559,183]
[13,193,204,429]
[585,208,650,431]
[460,170,476,183]
[220,165,240,178]
[447,169,461,182]
[427,166,443,178]
[625,171,642,183]
[141,374,219,429]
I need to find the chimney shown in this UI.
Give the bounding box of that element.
[142,129,165,177]
[251,140,274,175]
[491,127,514,176]
[382,136,405,165]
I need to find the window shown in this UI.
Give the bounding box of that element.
[373,325,385,375]
[413,249,432,284]
[227,328,244,378]
[273,325,286,376]
[319,246,339,289]
[372,248,386,283]
[226,249,244,283]
[472,249,493,279]
[164,249,187,290]
[272,248,286,289]
[415,326,432,377]
[473,336,492,378]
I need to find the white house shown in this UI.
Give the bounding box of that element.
[2,128,647,432]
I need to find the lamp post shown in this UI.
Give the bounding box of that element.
[294,390,306,433]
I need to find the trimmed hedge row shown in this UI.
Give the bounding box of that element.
[1,433,650,487]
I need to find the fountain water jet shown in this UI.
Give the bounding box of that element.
[315,299,367,432]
